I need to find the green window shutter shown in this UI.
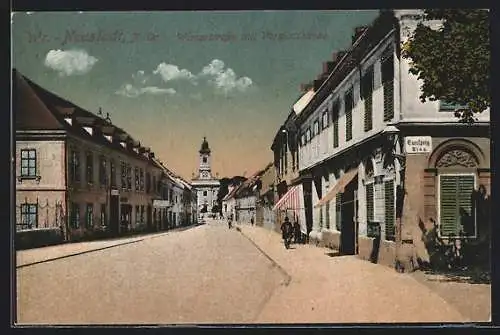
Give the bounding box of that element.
[383,81,394,121]
[335,193,342,231]
[366,183,374,222]
[440,175,475,237]
[345,91,353,141]
[382,56,394,121]
[364,92,373,132]
[384,180,395,241]
[332,102,339,148]
[362,68,374,132]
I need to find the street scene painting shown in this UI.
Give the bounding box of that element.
[12,9,491,325]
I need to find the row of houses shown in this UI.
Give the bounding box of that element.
[14,69,198,246]
[230,9,490,271]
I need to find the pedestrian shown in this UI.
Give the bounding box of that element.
[281,216,292,249]
[293,219,301,244]
[251,217,254,226]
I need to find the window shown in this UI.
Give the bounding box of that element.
[362,66,374,132]
[70,150,81,183]
[305,128,311,143]
[18,203,37,230]
[202,157,207,163]
[140,168,145,191]
[332,101,339,148]
[345,90,353,141]
[382,54,394,121]
[110,159,116,187]
[135,167,140,191]
[203,191,207,196]
[70,202,80,229]
[135,205,140,224]
[313,119,320,137]
[146,172,151,193]
[439,174,475,238]
[100,204,106,226]
[86,203,94,228]
[127,164,132,190]
[99,156,107,187]
[439,101,468,112]
[86,151,94,185]
[322,110,329,130]
[301,133,306,147]
[121,161,127,190]
[20,149,37,177]
[335,193,342,231]
[384,180,395,241]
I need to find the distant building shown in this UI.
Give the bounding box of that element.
[190,137,220,215]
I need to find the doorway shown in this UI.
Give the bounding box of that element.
[109,194,119,235]
[340,176,358,255]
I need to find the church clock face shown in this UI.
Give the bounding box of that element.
[202,171,209,178]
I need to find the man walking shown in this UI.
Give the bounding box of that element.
[281,216,292,249]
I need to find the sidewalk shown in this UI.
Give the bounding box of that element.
[16,230,172,268]
[236,223,472,323]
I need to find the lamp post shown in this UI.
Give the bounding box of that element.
[382,125,409,270]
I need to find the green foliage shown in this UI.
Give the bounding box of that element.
[402,9,490,123]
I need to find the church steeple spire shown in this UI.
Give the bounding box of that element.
[199,136,211,154]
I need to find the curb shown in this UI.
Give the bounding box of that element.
[236,225,292,286]
[17,238,146,268]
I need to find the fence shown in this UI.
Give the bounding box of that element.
[16,198,65,232]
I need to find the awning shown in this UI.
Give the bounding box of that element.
[314,168,358,208]
[272,185,300,212]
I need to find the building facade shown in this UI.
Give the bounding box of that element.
[255,163,276,231]
[191,137,220,215]
[14,69,191,244]
[277,10,490,269]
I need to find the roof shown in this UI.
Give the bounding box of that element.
[234,165,269,199]
[14,69,166,170]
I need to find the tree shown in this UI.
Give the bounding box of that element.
[402,9,490,123]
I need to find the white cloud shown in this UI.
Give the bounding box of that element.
[199,59,253,94]
[44,49,98,76]
[132,70,149,85]
[115,84,176,98]
[153,63,196,83]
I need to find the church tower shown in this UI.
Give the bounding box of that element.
[191,137,220,215]
[198,137,212,180]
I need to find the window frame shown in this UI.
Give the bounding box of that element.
[86,151,94,185]
[18,203,38,231]
[86,203,94,228]
[20,149,37,178]
[344,89,353,142]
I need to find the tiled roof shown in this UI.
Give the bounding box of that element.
[14,69,165,171]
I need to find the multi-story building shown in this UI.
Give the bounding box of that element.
[233,168,269,225]
[191,137,220,215]
[271,88,314,236]
[254,163,275,231]
[14,69,181,243]
[292,10,490,268]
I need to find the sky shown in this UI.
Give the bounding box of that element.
[12,10,380,180]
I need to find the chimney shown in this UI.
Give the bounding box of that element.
[313,79,324,91]
[352,26,368,44]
